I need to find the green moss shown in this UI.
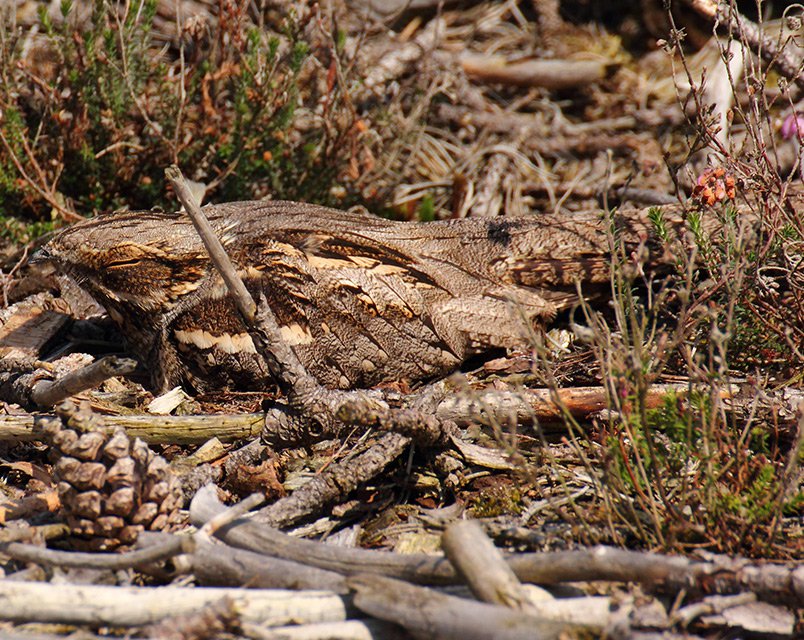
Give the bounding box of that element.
[468,483,523,518]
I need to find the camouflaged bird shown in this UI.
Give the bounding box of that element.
[42,201,682,393]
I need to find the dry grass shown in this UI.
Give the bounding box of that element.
[1,1,801,558]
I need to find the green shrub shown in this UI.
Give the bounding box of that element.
[0,0,367,235]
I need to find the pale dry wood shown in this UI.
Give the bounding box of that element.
[199,492,265,536]
[348,573,568,640]
[29,355,137,407]
[1,381,799,445]
[254,432,409,528]
[190,484,458,584]
[1,536,189,570]
[461,54,615,90]
[0,412,262,444]
[189,487,804,606]
[0,581,350,627]
[442,519,534,611]
[166,166,256,323]
[245,619,408,640]
[189,541,349,593]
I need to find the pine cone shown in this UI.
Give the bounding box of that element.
[35,401,184,550]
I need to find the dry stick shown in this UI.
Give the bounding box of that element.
[254,432,409,528]
[1,497,345,594]
[461,54,616,90]
[164,165,344,422]
[441,520,534,612]
[0,412,262,444]
[189,541,349,593]
[672,592,758,628]
[29,356,137,407]
[190,484,456,584]
[1,492,254,572]
[244,620,408,640]
[1,535,190,571]
[189,487,804,607]
[0,581,350,627]
[165,166,255,323]
[199,491,266,537]
[689,0,804,93]
[347,573,567,640]
[1,382,799,445]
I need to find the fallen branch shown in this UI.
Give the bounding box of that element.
[461,54,617,90]
[188,541,349,593]
[0,581,350,627]
[253,432,410,528]
[348,573,568,640]
[1,535,189,571]
[689,0,804,93]
[442,519,534,611]
[190,487,804,606]
[0,412,262,444]
[1,381,799,445]
[29,356,137,408]
[243,619,408,640]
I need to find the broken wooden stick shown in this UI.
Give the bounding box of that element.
[30,355,137,407]
[461,54,616,90]
[189,487,804,606]
[442,519,535,612]
[0,581,350,627]
[347,573,568,640]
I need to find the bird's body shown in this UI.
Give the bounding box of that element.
[44,201,674,392]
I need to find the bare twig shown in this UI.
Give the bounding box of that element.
[461,55,616,90]
[0,581,349,626]
[189,487,804,606]
[29,356,137,407]
[254,432,410,528]
[1,535,190,571]
[189,541,349,593]
[199,492,265,537]
[348,573,568,640]
[442,520,534,611]
[2,382,800,444]
[165,165,256,322]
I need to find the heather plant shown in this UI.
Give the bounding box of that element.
[541,201,803,555]
[0,0,367,233]
[530,7,804,556]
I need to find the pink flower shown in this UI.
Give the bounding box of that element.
[781,112,804,140]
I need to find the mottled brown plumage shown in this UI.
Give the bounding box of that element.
[43,201,679,393]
